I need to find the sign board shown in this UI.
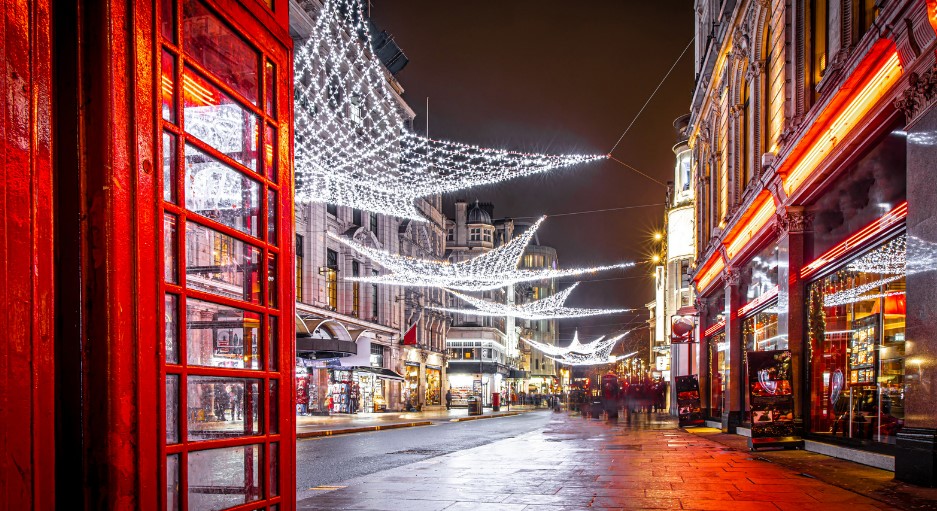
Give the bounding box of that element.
[655,355,670,371]
[674,375,704,426]
[671,315,695,343]
[746,350,802,450]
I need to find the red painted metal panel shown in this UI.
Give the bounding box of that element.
[0,0,56,510]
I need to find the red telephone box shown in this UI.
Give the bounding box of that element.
[156,0,295,509]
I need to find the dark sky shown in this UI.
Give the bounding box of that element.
[370,1,695,350]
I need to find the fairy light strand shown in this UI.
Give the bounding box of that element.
[293,0,605,220]
[431,282,634,319]
[330,217,635,290]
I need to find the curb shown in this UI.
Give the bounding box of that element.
[451,411,522,422]
[297,420,433,439]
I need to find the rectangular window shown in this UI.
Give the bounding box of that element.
[352,209,362,226]
[447,229,453,242]
[187,444,261,509]
[185,298,261,369]
[369,212,378,233]
[295,234,304,302]
[326,249,338,309]
[351,261,360,317]
[186,376,262,440]
[182,0,260,105]
[184,143,260,237]
[808,0,829,103]
[370,344,384,368]
[182,68,259,172]
[371,270,379,319]
[186,222,261,304]
[326,203,337,217]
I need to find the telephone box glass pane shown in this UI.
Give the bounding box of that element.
[187,444,262,510]
[186,375,262,440]
[185,298,261,369]
[184,144,260,236]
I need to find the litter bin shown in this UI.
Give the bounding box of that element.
[467,396,483,416]
[492,392,501,412]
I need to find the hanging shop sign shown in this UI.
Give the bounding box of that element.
[674,375,704,426]
[671,315,695,343]
[746,350,803,450]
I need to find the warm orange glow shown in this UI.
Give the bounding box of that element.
[695,253,725,292]
[928,0,937,35]
[800,201,908,279]
[724,192,775,260]
[782,51,902,196]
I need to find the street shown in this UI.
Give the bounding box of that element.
[296,411,554,500]
[296,411,937,510]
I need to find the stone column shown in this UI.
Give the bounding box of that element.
[777,207,810,435]
[695,296,711,419]
[898,95,937,487]
[723,268,744,433]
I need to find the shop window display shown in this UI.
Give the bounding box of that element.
[709,331,726,418]
[404,363,420,410]
[425,367,441,405]
[807,235,906,446]
[742,309,780,421]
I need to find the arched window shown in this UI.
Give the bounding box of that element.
[741,73,753,186]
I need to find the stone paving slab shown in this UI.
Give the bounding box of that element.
[298,413,898,510]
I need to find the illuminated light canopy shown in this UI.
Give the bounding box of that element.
[431,282,635,320]
[330,217,634,290]
[783,51,903,196]
[704,320,726,338]
[737,285,779,317]
[293,0,604,220]
[801,202,907,279]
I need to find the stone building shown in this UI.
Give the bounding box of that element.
[444,201,559,405]
[687,0,937,483]
[291,1,447,414]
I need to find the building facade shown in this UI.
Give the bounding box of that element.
[291,1,448,414]
[444,201,559,405]
[688,0,937,483]
[651,116,698,405]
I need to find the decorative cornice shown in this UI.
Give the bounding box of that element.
[894,62,937,121]
[724,267,741,287]
[776,206,812,235]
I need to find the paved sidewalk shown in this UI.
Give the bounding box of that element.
[298,412,912,510]
[297,406,538,437]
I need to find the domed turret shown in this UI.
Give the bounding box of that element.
[466,200,492,225]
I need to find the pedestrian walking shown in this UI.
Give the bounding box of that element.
[445,389,452,410]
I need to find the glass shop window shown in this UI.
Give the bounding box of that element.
[807,235,906,446]
[710,331,726,418]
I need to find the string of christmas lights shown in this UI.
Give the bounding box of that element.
[293,0,605,220]
[430,282,634,319]
[330,217,634,290]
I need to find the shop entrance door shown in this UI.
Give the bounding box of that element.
[158,0,294,509]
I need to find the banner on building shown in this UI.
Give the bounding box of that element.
[402,322,418,345]
[674,374,704,426]
[746,350,802,450]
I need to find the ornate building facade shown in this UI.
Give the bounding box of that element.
[291,1,448,414]
[688,0,937,483]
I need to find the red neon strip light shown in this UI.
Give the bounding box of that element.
[737,285,779,317]
[800,201,907,279]
[704,320,726,337]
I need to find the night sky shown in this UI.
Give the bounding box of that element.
[370,1,695,352]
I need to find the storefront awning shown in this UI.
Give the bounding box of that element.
[332,366,405,381]
[296,315,357,357]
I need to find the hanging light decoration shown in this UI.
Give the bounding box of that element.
[523,330,640,366]
[293,0,605,221]
[430,282,634,319]
[330,217,634,290]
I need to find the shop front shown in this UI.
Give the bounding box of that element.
[807,233,907,448]
[426,365,442,406]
